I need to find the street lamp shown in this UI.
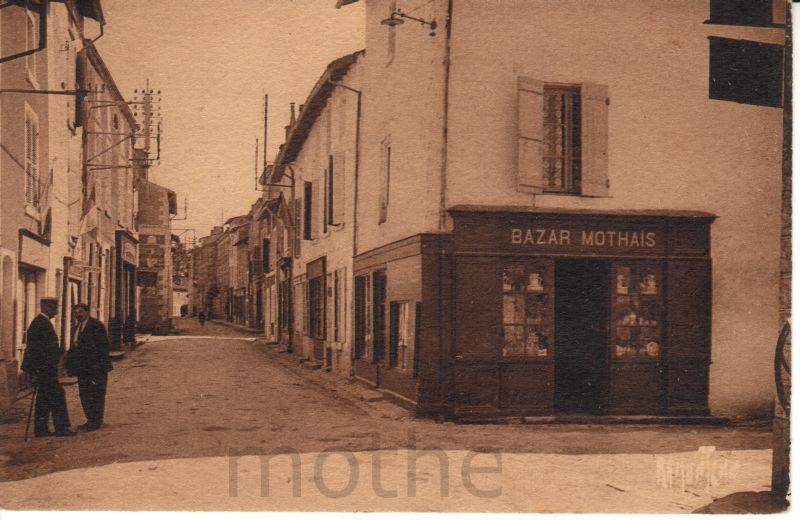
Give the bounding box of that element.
[380,9,438,37]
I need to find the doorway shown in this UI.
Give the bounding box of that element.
[554,259,609,414]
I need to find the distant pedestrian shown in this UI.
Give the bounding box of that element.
[198,311,206,327]
[67,304,113,432]
[123,312,137,350]
[21,298,76,437]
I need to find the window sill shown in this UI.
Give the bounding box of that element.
[704,19,786,29]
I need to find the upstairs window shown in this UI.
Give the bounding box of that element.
[25,5,38,85]
[517,77,609,197]
[709,37,784,108]
[303,181,313,240]
[543,86,581,193]
[708,0,785,27]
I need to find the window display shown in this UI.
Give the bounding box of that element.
[611,263,662,359]
[501,263,553,357]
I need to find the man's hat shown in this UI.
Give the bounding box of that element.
[40,297,58,305]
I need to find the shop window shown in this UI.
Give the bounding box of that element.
[517,77,609,197]
[389,301,412,370]
[24,105,40,207]
[333,269,345,342]
[354,274,371,359]
[308,276,325,340]
[709,37,783,108]
[372,270,387,361]
[501,264,552,358]
[708,0,784,27]
[611,263,663,359]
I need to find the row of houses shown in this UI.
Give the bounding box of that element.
[190,0,790,421]
[0,0,176,417]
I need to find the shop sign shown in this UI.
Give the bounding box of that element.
[505,222,664,255]
[511,227,657,249]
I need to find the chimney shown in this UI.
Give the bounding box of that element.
[290,102,296,126]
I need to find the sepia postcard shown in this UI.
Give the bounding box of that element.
[0,0,793,514]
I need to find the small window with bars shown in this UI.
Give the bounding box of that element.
[543,86,581,194]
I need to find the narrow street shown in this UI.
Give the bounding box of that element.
[0,319,773,512]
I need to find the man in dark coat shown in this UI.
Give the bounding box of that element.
[67,303,113,431]
[21,297,76,437]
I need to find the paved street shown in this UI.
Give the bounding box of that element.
[0,318,773,512]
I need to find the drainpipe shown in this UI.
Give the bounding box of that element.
[438,0,454,230]
[60,257,70,351]
[328,79,362,377]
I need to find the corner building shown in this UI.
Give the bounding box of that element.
[328,0,787,420]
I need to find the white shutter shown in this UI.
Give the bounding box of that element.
[517,77,545,194]
[333,154,345,225]
[580,83,609,197]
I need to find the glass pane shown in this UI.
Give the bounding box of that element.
[503,294,525,324]
[502,265,525,292]
[526,327,550,357]
[544,157,564,189]
[502,325,525,357]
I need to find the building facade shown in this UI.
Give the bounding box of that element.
[0,0,143,415]
[136,176,177,334]
[263,51,363,373]
[187,0,787,421]
[331,0,786,419]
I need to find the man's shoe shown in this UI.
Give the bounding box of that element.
[77,422,92,431]
[34,430,53,438]
[83,423,102,431]
[52,429,77,437]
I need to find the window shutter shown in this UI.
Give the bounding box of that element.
[772,0,786,24]
[580,83,609,197]
[293,198,301,258]
[333,154,345,225]
[517,76,545,194]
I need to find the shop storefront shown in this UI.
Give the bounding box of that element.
[354,207,716,420]
[445,206,716,419]
[113,230,138,349]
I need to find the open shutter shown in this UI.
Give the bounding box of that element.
[517,77,545,194]
[580,83,609,197]
[333,154,346,225]
[665,260,711,415]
